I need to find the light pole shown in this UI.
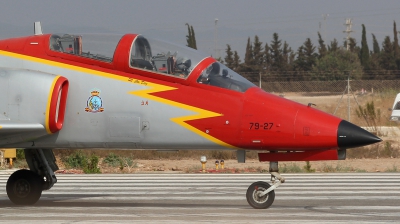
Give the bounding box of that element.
[214,18,218,58]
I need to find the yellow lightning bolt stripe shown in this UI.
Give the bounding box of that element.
[0,50,129,82]
[0,50,237,148]
[129,87,237,149]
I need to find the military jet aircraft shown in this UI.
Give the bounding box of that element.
[0,22,381,209]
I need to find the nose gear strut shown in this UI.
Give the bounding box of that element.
[246,161,285,209]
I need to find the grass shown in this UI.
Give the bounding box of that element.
[328,89,398,128]
[304,161,316,173]
[54,149,400,173]
[347,141,399,159]
[279,163,303,173]
[8,149,400,173]
[62,150,101,174]
[184,165,202,173]
[83,155,101,174]
[335,164,354,172]
[103,153,122,167]
[320,164,336,172]
[279,162,358,173]
[319,163,355,172]
[54,149,261,161]
[12,159,28,169]
[385,164,398,172]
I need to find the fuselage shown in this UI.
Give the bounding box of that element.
[0,33,379,152]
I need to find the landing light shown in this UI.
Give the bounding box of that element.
[215,160,219,170]
[220,160,225,169]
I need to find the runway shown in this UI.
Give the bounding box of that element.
[0,173,400,223]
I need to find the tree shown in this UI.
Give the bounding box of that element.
[270,33,282,71]
[312,49,363,81]
[232,51,241,72]
[343,38,357,53]
[360,24,370,70]
[368,34,382,73]
[393,21,400,69]
[328,39,339,52]
[252,35,264,71]
[185,23,197,49]
[380,36,397,70]
[224,44,234,68]
[317,32,327,58]
[282,41,294,71]
[190,26,197,49]
[294,38,317,72]
[302,38,317,70]
[242,37,254,72]
[294,45,306,71]
[367,55,382,74]
[348,38,358,53]
[372,33,380,54]
[263,43,271,72]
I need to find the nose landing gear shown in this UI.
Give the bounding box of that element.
[6,149,58,205]
[246,161,285,209]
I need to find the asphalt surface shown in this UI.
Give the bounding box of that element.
[0,172,399,223]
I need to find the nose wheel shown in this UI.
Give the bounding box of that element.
[246,161,285,209]
[246,181,275,209]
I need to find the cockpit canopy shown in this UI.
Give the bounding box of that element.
[49,33,122,62]
[48,33,255,92]
[129,35,203,78]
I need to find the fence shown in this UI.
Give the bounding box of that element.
[260,80,400,94]
[240,71,400,95]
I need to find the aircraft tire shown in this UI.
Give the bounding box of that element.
[246,181,275,209]
[6,169,44,205]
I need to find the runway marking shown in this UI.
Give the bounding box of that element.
[0,173,400,222]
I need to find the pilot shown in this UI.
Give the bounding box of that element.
[167,56,175,74]
[175,57,191,77]
[222,69,228,78]
[65,44,73,53]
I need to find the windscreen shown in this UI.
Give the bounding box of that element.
[197,62,255,92]
[394,101,400,110]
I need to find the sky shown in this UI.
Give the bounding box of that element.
[0,0,399,59]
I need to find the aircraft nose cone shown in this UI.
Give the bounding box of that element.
[337,120,382,148]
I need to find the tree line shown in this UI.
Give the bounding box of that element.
[220,21,400,82]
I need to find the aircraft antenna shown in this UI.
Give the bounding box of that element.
[34,21,43,35]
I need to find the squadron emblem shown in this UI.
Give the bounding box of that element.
[85,89,104,113]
